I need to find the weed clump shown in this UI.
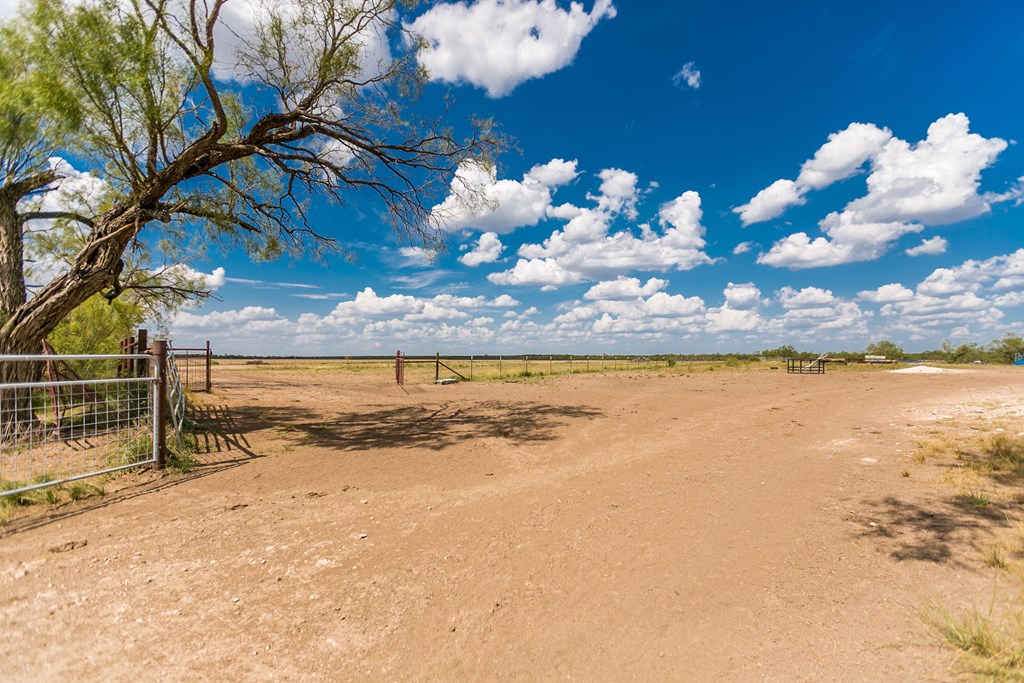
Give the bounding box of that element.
[924,601,1024,679]
[987,434,1024,478]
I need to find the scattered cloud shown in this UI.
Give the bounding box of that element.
[224,277,319,289]
[583,277,668,300]
[747,114,1011,269]
[459,232,506,267]
[489,180,713,289]
[776,286,835,309]
[431,159,577,234]
[735,123,892,225]
[408,0,616,97]
[905,236,948,257]
[732,241,755,255]
[723,282,762,309]
[672,61,701,90]
[170,247,1024,353]
[857,283,914,303]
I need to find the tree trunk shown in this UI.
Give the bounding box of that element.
[0,189,42,442]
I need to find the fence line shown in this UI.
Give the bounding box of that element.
[395,351,669,385]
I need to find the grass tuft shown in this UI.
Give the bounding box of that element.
[988,434,1024,478]
[983,545,1009,571]
[68,482,104,501]
[924,601,1024,679]
[168,432,200,473]
[965,490,994,508]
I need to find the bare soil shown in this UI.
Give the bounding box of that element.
[3,363,1023,681]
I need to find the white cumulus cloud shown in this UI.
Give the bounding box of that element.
[905,236,948,257]
[857,284,915,303]
[459,232,505,267]
[430,159,575,234]
[583,276,668,300]
[749,114,1011,269]
[409,0,616,97]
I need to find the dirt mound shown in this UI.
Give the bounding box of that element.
[887,365,969,374]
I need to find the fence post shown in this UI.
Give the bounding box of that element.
[204,340,212,392]
[525,355,529,374]
[569,356,573,374]
[126,336,135,375]
[499,355,502,378]
[152,340,168,470]
[136,329,148,378]
[470,355,474,380]
[435,352,440,383]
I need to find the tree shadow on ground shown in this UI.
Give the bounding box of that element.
[856,494,1013,566]
[226,400,605,452]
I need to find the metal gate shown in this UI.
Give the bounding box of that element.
[0,353,159,497]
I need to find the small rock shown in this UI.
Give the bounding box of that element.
[357,533,368,539]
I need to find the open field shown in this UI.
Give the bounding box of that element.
[2,361,1024,680]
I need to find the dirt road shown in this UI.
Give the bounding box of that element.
[3,364,1022,680]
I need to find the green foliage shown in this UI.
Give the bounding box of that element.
[990,334,1024,365]
[68,482,104,501]
[864,340,904,360]
[48,295,144,355]
[760,345,797,358]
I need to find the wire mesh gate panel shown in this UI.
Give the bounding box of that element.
[166,345,187,438]
[0,354,158,496]
[170,342,211,392]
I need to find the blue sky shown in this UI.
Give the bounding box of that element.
[31,0,1024,356]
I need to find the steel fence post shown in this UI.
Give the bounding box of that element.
[152,340,168,469]
[205,340,212,392]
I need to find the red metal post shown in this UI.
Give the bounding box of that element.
[205,340,212,392]
[435,352,440,383]
[126,336,135,375]
[136,329,148,377]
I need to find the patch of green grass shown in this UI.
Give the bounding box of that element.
[107,429,153,469]
[168,432,200,473]
[68,482,104,501]
[966,491,994,508]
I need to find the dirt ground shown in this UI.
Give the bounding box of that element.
[3,362,1023,681]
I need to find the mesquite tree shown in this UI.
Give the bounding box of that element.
[0,0,497,360]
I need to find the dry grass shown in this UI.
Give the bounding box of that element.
[924,599,1024,680]
[915,420,1024,677]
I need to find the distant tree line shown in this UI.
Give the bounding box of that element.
[210,334,1024,365]
[759,333,1024,364]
